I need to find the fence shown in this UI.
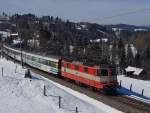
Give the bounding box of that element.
[119,80,145,96]
[0,66,96,113]
[43,85,82,113]
[1,59,114,113]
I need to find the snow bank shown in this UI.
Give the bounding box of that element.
[40,76,123,113]
[118,75,150,100]
[0,58,123,113]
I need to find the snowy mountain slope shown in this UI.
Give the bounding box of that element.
[0,58,123,113]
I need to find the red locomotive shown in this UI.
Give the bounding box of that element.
[61,59,118,90]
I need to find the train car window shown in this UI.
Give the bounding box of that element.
[55,63,58,68]
[63,62,66,67]
[48,61,51,66]
[93,69,96,75]
[39,58,43,63]
[40,58,47,65]
[101,69,108,76]
[45,60,48,65]
[43,60,46,65]
[51,61,58,68]
[97,70,100,76]
[84,67,88,73]
[27,55,30,60]
[67,63,70,68]
[75,65,79,70]
[34,57,39,62]
[47,61,58,68]
[32,56,35,61]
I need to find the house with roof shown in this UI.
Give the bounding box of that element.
[125,66,146,76]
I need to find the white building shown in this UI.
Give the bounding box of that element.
[134,29,148,32]
[90,38,108,43]
[125,66,144,76]
[0,31,10,38]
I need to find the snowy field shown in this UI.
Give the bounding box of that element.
[117,75,150,103]
[0,57,123,113]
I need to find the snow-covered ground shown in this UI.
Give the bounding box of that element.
[0,57,123,113]
[117,75,150,103]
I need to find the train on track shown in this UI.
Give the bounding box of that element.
[2,45,118,92]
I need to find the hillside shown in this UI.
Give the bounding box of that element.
[0,58,123,113]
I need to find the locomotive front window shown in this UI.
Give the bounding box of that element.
[84,67,88,73]
[75,65,79,70]
[101,69,108,76]
[67,63,70,68]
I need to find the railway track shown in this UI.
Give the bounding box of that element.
[3,54,150,113]
[108,95,150,113]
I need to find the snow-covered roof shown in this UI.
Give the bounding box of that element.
[125,66,143,75]
[134,29,148,32]
[10,33,18,36]
[0,31,10,38]
[90,38,108,43]
[13,39,23,44]
[97,29,106,34]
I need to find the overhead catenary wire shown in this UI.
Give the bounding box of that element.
[86,7,150,22]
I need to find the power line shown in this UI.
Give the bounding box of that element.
[87,7,150,22]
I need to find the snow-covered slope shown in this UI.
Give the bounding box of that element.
[0,58,123,113]
[117,75,150,103]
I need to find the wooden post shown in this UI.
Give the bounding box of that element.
[130,84,132,91]
[142,89,144,96]
[119,80,122,87]
[6,52,8,61]
[59,96,61,108]
[21,50,23,67]
[2,67,3,77]
[15,66,17,73]
[20,41,23,67]
[44,85,46,96]
[75,107,78,113]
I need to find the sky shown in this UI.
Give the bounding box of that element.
[0,0,150,25]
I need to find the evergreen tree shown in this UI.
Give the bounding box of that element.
[126,45,134,66]
[134,52,141,67]
[118,38,126,68]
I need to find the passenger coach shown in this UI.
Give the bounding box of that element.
[3,45,60,75]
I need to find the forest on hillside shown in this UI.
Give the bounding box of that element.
[1,13,150,77]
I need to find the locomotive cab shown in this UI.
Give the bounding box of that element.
[98,67,118,93]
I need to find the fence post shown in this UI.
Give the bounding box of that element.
[59,96,61,108]
[130,84,132,91]
[142,89,144,96]
[2,67,3,77]
[76,107,78,113]
[119,80,122,87]
[44,85,46,96]
[15,66,17,73]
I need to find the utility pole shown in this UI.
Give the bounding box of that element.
[17,24,23,67]
[20,42,23,67]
